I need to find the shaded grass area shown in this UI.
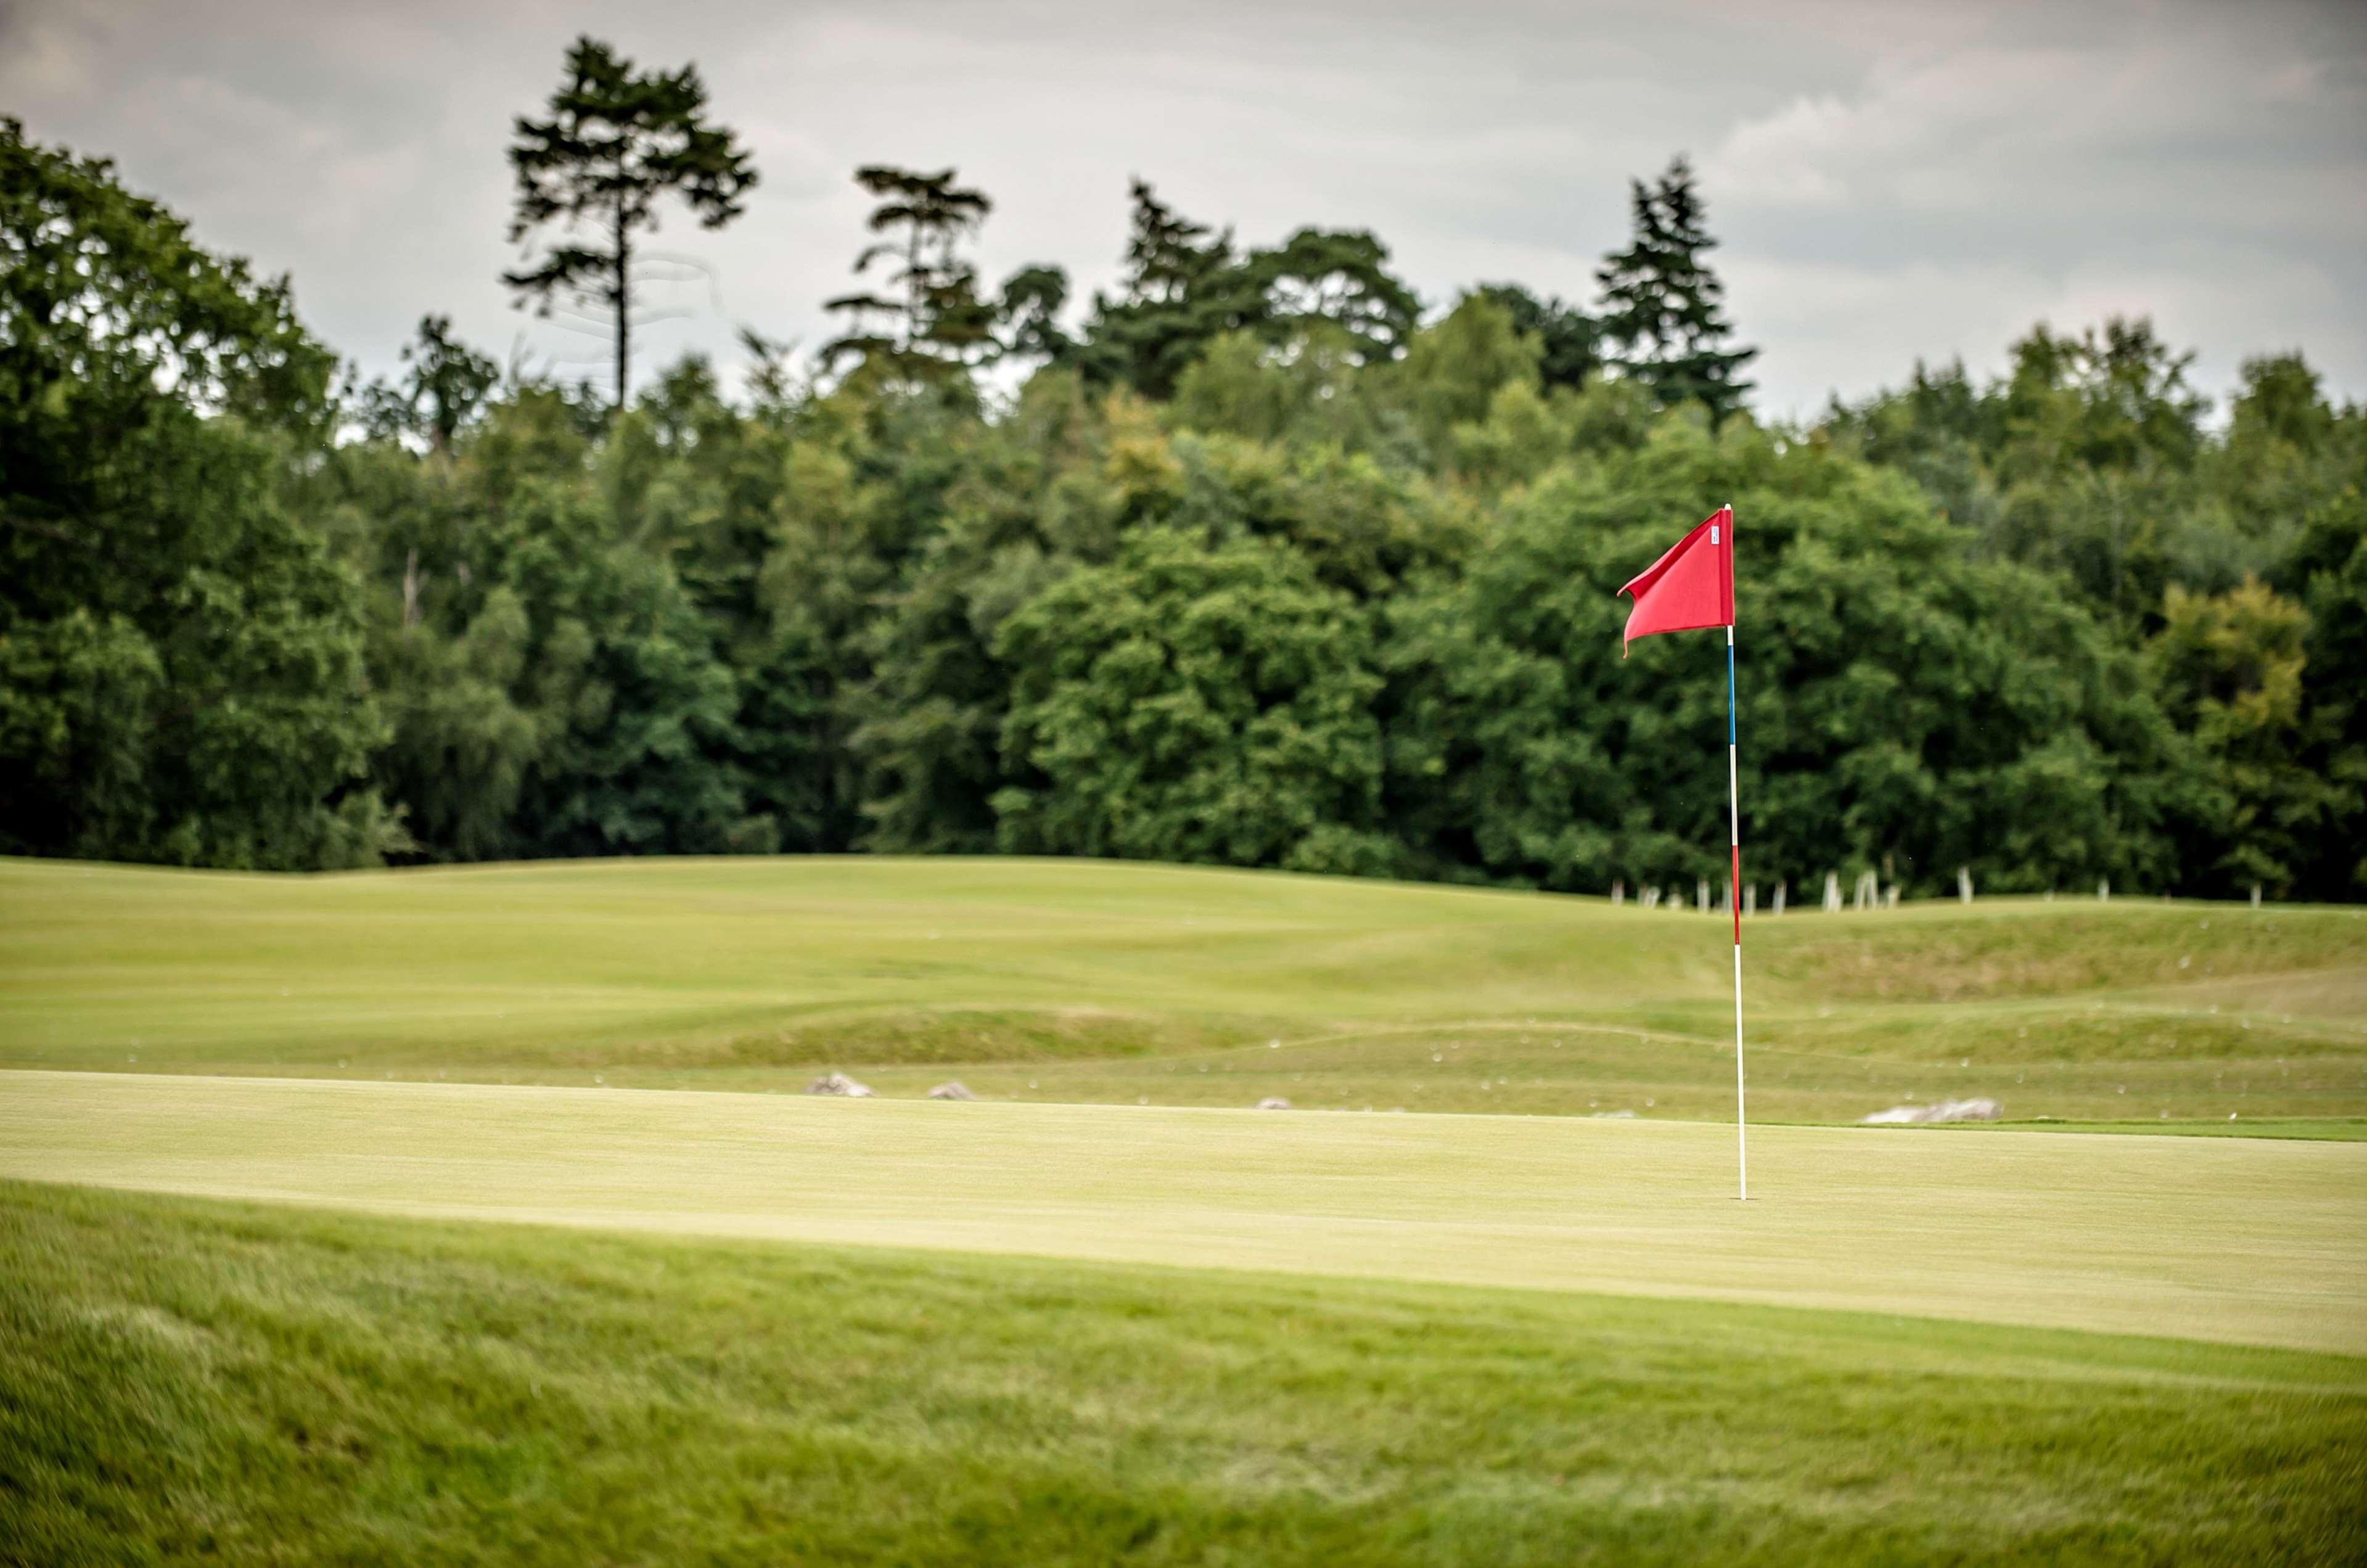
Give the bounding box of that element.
[5,856,2363,1127]
[4,1181,2363,1567]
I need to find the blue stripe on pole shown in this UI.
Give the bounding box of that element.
[1726,641,1737,745]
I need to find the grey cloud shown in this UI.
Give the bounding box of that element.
[4,0,2361,417]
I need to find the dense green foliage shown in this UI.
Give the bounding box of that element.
[4,93,2363,896]
[6,1181,2363,1565]
[0,120,397,870]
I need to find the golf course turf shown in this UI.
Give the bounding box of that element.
[5,855,2364,1125]
[5,1182,2363,1566]
[5,853,2365,1562]
[3,1070,2363,1353]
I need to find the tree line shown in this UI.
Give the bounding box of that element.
[3,36,2361,902]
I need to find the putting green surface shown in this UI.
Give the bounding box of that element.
[6,1069,2362,1354]
[6,855,2365,1125]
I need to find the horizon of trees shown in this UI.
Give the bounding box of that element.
[3,40,2363,905]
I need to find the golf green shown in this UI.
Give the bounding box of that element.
[4,1069,2360,1353]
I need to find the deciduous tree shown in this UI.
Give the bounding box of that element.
[0,120,396,868]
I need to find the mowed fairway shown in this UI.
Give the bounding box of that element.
[4,1070,2363,1353]
[5,855,2366,1125]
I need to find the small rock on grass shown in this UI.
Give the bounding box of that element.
[927,1081,977,1101]
[1255,1096,1292,1110]
[804,1072,874,1098]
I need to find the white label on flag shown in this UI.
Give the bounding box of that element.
[1711,525,1720,543]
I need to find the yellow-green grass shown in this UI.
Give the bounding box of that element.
[5,1070,2362,1353]
[6,1181,2362,1566]
[5,855,2365,1127]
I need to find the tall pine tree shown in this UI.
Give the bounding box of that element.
[1073,180,1250,396]
[504,36,756,410]
[1594,155,1755,422]
[1075,180,1421,396]
[822,166,998,383]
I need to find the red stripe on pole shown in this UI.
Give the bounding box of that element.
[1731,845,1742,947]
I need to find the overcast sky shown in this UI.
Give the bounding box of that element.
[6,0,2363,418]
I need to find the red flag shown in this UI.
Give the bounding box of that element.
[1618,506,1733,655]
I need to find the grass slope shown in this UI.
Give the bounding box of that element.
[4,1181,2361,1567]
[4,856,2365,1126]
[6,1071,2363,1353]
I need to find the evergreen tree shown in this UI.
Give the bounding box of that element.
[503,36,756,410]
[1077,181,1422,397]
[1075,180,1253,397]
[1122,178,1230,306]
[1594,155,1755,421]
[823,166,996,382]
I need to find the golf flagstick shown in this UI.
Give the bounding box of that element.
[1615,501,1747,1201]
[1727,597,1746,1202]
